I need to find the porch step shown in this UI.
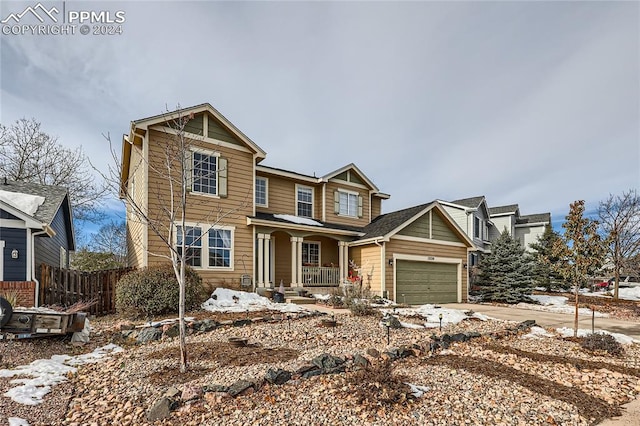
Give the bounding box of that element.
[285,296,318,305]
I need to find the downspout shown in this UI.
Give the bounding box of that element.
[31,229,48,307]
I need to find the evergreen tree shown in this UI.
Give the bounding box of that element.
[476,229,534,303]
[529,225,564,291]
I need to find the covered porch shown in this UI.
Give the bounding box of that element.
[255,231,350,288]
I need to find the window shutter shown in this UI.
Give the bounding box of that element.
[185,150,193,192]
[218,156,228,197]
[334,190,340,214]
[358,195,363,218]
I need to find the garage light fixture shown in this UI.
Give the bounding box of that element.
[388,258,393,266]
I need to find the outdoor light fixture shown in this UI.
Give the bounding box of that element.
[439,313,443,331]
[11,249,18,259]
[388,258,393,266]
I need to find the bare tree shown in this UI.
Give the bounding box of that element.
[598,189,640,299]
[552,200,606,337]
[99,106,250,373]
[71,221,128,271]
[0,117,107,222]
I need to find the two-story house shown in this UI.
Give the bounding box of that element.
[439,196,493,267]
[121,103,474,304]
[489,205,551,251]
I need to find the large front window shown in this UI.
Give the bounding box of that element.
[193,152,217,195]
[302,242,320,266]
[176,224,234,269]
[339,191,358,217]
[297,186,313,218]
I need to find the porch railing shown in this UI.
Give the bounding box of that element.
[302,266,340,287]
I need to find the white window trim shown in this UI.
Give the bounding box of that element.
[256,176,268,208]
[190,148,221,199]
[295,184,314,218]
[301,240,321,266]
[174,222,235,271]
[337,188,359,218]
[0,240,4,281]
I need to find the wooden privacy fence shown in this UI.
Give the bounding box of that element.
[40,264,134,316]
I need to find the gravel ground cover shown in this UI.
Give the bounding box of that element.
[2,308,640,426]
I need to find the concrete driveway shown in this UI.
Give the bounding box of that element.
[441,303,640,341]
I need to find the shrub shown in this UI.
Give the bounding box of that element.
[580,333,624,357]
[346,299,378,317]
[0,290,19,307]
[115,265,205,318]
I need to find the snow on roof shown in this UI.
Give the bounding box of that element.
[273,214,323,227]
[0,189,45,216]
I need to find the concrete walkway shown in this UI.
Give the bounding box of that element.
[441,303,640,341]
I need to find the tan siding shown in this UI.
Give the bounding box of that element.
[143,129,255,292]
[371,197,382,220]
[126,144,146,268]
[351,245,383,296]
[432,209,460,243]
[384,239,468,302]
[256,174,297,215]
[325,182,371,227]
[272,231,292,285]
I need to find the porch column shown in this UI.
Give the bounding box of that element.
[257,233,265,287]
[297,238,303,287]
[264,234,271,287]
[338,241,347,284]
[341,242,349,282]
[290,237,298,286]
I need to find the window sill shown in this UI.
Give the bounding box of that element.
[190,191,220,199]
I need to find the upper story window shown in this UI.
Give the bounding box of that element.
[297,185,313,218]
[474,216,481,239]
[256,177,268,207]
[335,189,362,218]
[190,150,228,197]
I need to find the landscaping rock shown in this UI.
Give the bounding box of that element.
[162,324,179,339]
[228,380,254,397]
[136,327,162,344]
[203,384,229,393]
[264,368,292,385]
[181,384,203,401]
[311,353,345,371]
[233,319,252,327]
[193,319,219,332]
[353,354,370,368]
[146,397,175,421]
[366,348,381,358]
[381,314,403,329]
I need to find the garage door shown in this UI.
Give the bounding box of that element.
[396,260,458,305]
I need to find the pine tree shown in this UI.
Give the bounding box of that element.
[529,225,564,291]
[476,229,534,303]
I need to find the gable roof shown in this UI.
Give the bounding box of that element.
[516,213,551,225]
[489,204,520,216]
[0,180,69,225]
[449,196,485,209]
[322,163,379,192]
[358,201,474,246]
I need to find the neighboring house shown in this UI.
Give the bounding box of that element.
[120,103,473,303]
[489,205,551,251]
[439,196,493,267]
[0,180,75,306]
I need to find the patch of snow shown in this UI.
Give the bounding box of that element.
[0,344,123,405]
[202,288,307,314]
[8,418,30,426]
[555,328,639,345]
[382,305,487,328]
[583,287,640,301]
[407,383,430,398]
[399,321,424,329]
[521,326,555,339]
[273,214,323,227]
[439,349,456,355]
[313,294,332,301]
[518,295,608,317]
[144,317,196,328]
[0,190,45,216]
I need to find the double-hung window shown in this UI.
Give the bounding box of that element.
[339,191,358,217]
[190,150,228,197]
[474,217,481,239]
[209,229,232,268]
[192,152,217,195]
[256,177,268,207]
[297,186,313,218]
[177,225,202,267]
